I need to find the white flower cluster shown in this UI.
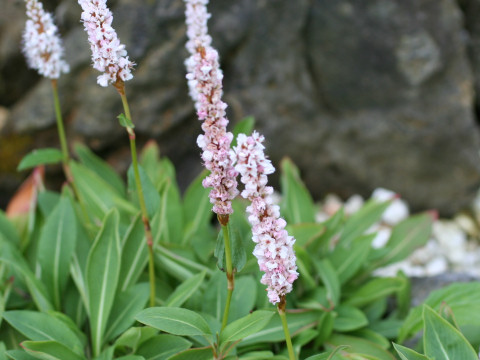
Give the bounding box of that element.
[234,132,299,304]
[78,0,134,87]
[184,0,238,215]
[22,0,69,79]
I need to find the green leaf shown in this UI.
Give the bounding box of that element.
[295,247,317,290]
[215,221,246,273]
[6,350,41,360]
[330,234,373,284]
[135,307,212,338]
[314,259,340,306]
[345,277,406,308]
[352,328,389,349]
[127,164,161,220]
[201,270,227,321]
[74,143,125,196]
[182,170,213,243]
[220,310,275,344]
[311,208,345,254]
[151,179,184,245]
[395,271,411,319]
[339,199,391,246]
[117,113,134,128]
[70,162,137,222]
[113,326,157,350]
[0,239,53,312]
[21,340,85,360]
[229,276,257,322]
[314,311,334,348]
[85,209,122,356]
[3,311,84,355]
[232,116,255,147]
[369,317,403,339]
[118,214,147,292]
[115,356,145,360]
[280,157,315,224]
[37,191,61,218]
[165,271,206,308]
[368,214,432,269]
[304,346,350,360]
[333,305,368,332]
[326,334,396,360]
[37,195,76,310]
[393,343,431,360]
[167,348,213,360]
[17,149,63,171]
[104,283,150,342]
[287,223,326,248]
[0,210,20,245]
[136,334,192,360]
[399,282,480,344]
[423,305,478,360]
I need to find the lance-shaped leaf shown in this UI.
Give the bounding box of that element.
[85,209,121,356]
[21,340,85,360]
[104,283,149,342]
[165,271,206,308]
[220,310,275,344]
[135,307,212,338]
[393,343,431,360]
[280,157,315,224]
[37,195,76,310]
[136,334,192,360]
[3,311,84,355]
[118,214,147,292]
[339,199,391,247]
[127,164,160,220]
[70,162,136,222]
[182,170,212,243]
[17,148,63,171]
[423,305,478,360]
[6,350,39,360]
[345,277,406,308]
[0,238,53,312]
[74,143,125,196]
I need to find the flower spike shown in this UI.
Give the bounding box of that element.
[234,132,299,304]
[78,0,134,87]
[22,0,69,79]
[184,0,238,216]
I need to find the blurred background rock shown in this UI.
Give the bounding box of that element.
[1,0,480,215]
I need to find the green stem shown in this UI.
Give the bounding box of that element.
[220,220,234,330]
[278,298,295,360]
[51,80,92,235]
[119,88,156,307]
[51,80,69,163]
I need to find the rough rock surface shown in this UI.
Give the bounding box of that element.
[1,0,480,214]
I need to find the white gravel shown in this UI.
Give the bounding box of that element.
[316,188,480,278]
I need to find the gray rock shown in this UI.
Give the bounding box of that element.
[410,272,479,307]
[1,0,480,214]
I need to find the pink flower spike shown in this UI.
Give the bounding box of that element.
[184,0,238,216]
[22,0,69,79]
[78,0,134,87]
[234,131,299,305]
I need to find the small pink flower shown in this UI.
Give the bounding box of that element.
[234,132,299,304]
[22,0,69,79]
[78,0,134,87]
[184,0,238,216]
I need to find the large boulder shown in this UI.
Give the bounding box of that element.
[1,0,480,215]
